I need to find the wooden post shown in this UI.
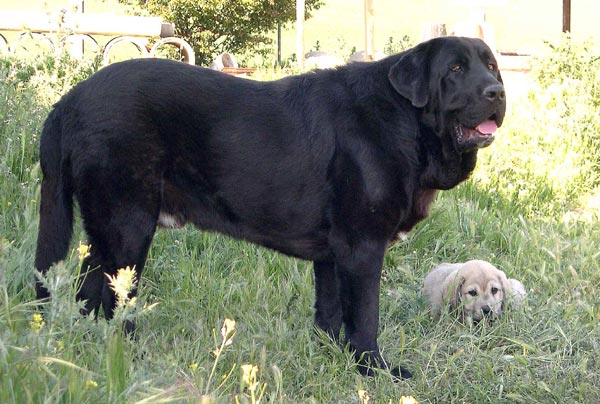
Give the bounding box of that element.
[296,0,305,70]
[277,23,282,67]
[420,23,447,42]
[562,0,571,32]
[70,0,85,59]
[364,0,375,60]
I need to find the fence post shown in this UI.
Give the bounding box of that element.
[364,0,375,61]
[296,0,305,70]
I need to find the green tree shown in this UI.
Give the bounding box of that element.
[135,0,322,65]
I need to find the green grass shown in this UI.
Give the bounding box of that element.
[1,36,599,403]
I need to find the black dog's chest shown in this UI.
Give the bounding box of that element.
[398,188,437,233]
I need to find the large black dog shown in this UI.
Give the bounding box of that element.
[35,37,505,377]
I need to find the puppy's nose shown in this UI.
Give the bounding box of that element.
[483,84,505,102]
[481,305,492,315]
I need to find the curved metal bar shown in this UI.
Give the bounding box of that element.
[10,32,55,55]
[60,33,100,58]
[150,36,195,65]
[102,35,149,65]
[0,34,8,54]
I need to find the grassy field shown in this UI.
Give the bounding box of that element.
[1,7,600,404]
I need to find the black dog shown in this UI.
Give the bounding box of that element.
[35,37,505,377]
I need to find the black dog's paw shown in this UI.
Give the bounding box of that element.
[390,365,413,380]
[355,353,413,380]
[358,364,413,380]
[357,363,413,381]
[123,319,137,336]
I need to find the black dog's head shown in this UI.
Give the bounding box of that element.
[388,36,506,152]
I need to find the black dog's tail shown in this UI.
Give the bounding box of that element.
[34,106,74,300]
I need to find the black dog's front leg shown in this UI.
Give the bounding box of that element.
[313,261,342,340]
[335,243,412,379]
[335,246,385,375]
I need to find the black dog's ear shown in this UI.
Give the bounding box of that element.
[388,44,431,108]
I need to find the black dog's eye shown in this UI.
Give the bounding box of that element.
[468,290,478,297]
[450,64,463,73]
[491,287,499,295]
[487,63,496,71]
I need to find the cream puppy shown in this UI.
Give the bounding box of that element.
[423,260,526,322]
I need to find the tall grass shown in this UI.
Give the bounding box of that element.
[0,37,599,403]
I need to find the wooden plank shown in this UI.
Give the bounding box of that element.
[0,11,168,37]
[221,67,256,75]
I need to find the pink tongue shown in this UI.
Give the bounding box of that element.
[476,120,498,134]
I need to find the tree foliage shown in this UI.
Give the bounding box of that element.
[135,0,322,65]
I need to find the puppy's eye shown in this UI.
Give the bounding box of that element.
[468,290,478,297]
[491,287,499,295]
[450,64,463,73]
[487,63,496,71]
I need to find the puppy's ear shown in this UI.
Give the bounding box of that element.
[449,276,464,311]
[388,43,431,108]
[498,271,510,311]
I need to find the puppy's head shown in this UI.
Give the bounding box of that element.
[450,260,509,322]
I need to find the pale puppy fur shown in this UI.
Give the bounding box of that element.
[423,260,526,322]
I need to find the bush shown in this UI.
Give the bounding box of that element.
[128,0,323,66]
[384,35,415,55]
[470,34,600,220]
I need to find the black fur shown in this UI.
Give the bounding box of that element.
[35,37,506,377]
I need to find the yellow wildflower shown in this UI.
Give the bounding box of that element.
[85,380,98,389]
[106,266,137,306]
[220,318,236,346]
[241,363,258,391]
[77,242,91,261]
[358,389,370,404]
[399,396,418,404]
[29,313,45,334]
[189,362,198,371]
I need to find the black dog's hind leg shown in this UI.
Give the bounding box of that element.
[313,261,342,341]
[78,209,157,333]
[76,252,106,318]
[76,180,159,333]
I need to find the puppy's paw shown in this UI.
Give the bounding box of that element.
[507,278,527,308]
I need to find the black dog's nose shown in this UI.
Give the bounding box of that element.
[483,84,506,102]
[482,305,492,315]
